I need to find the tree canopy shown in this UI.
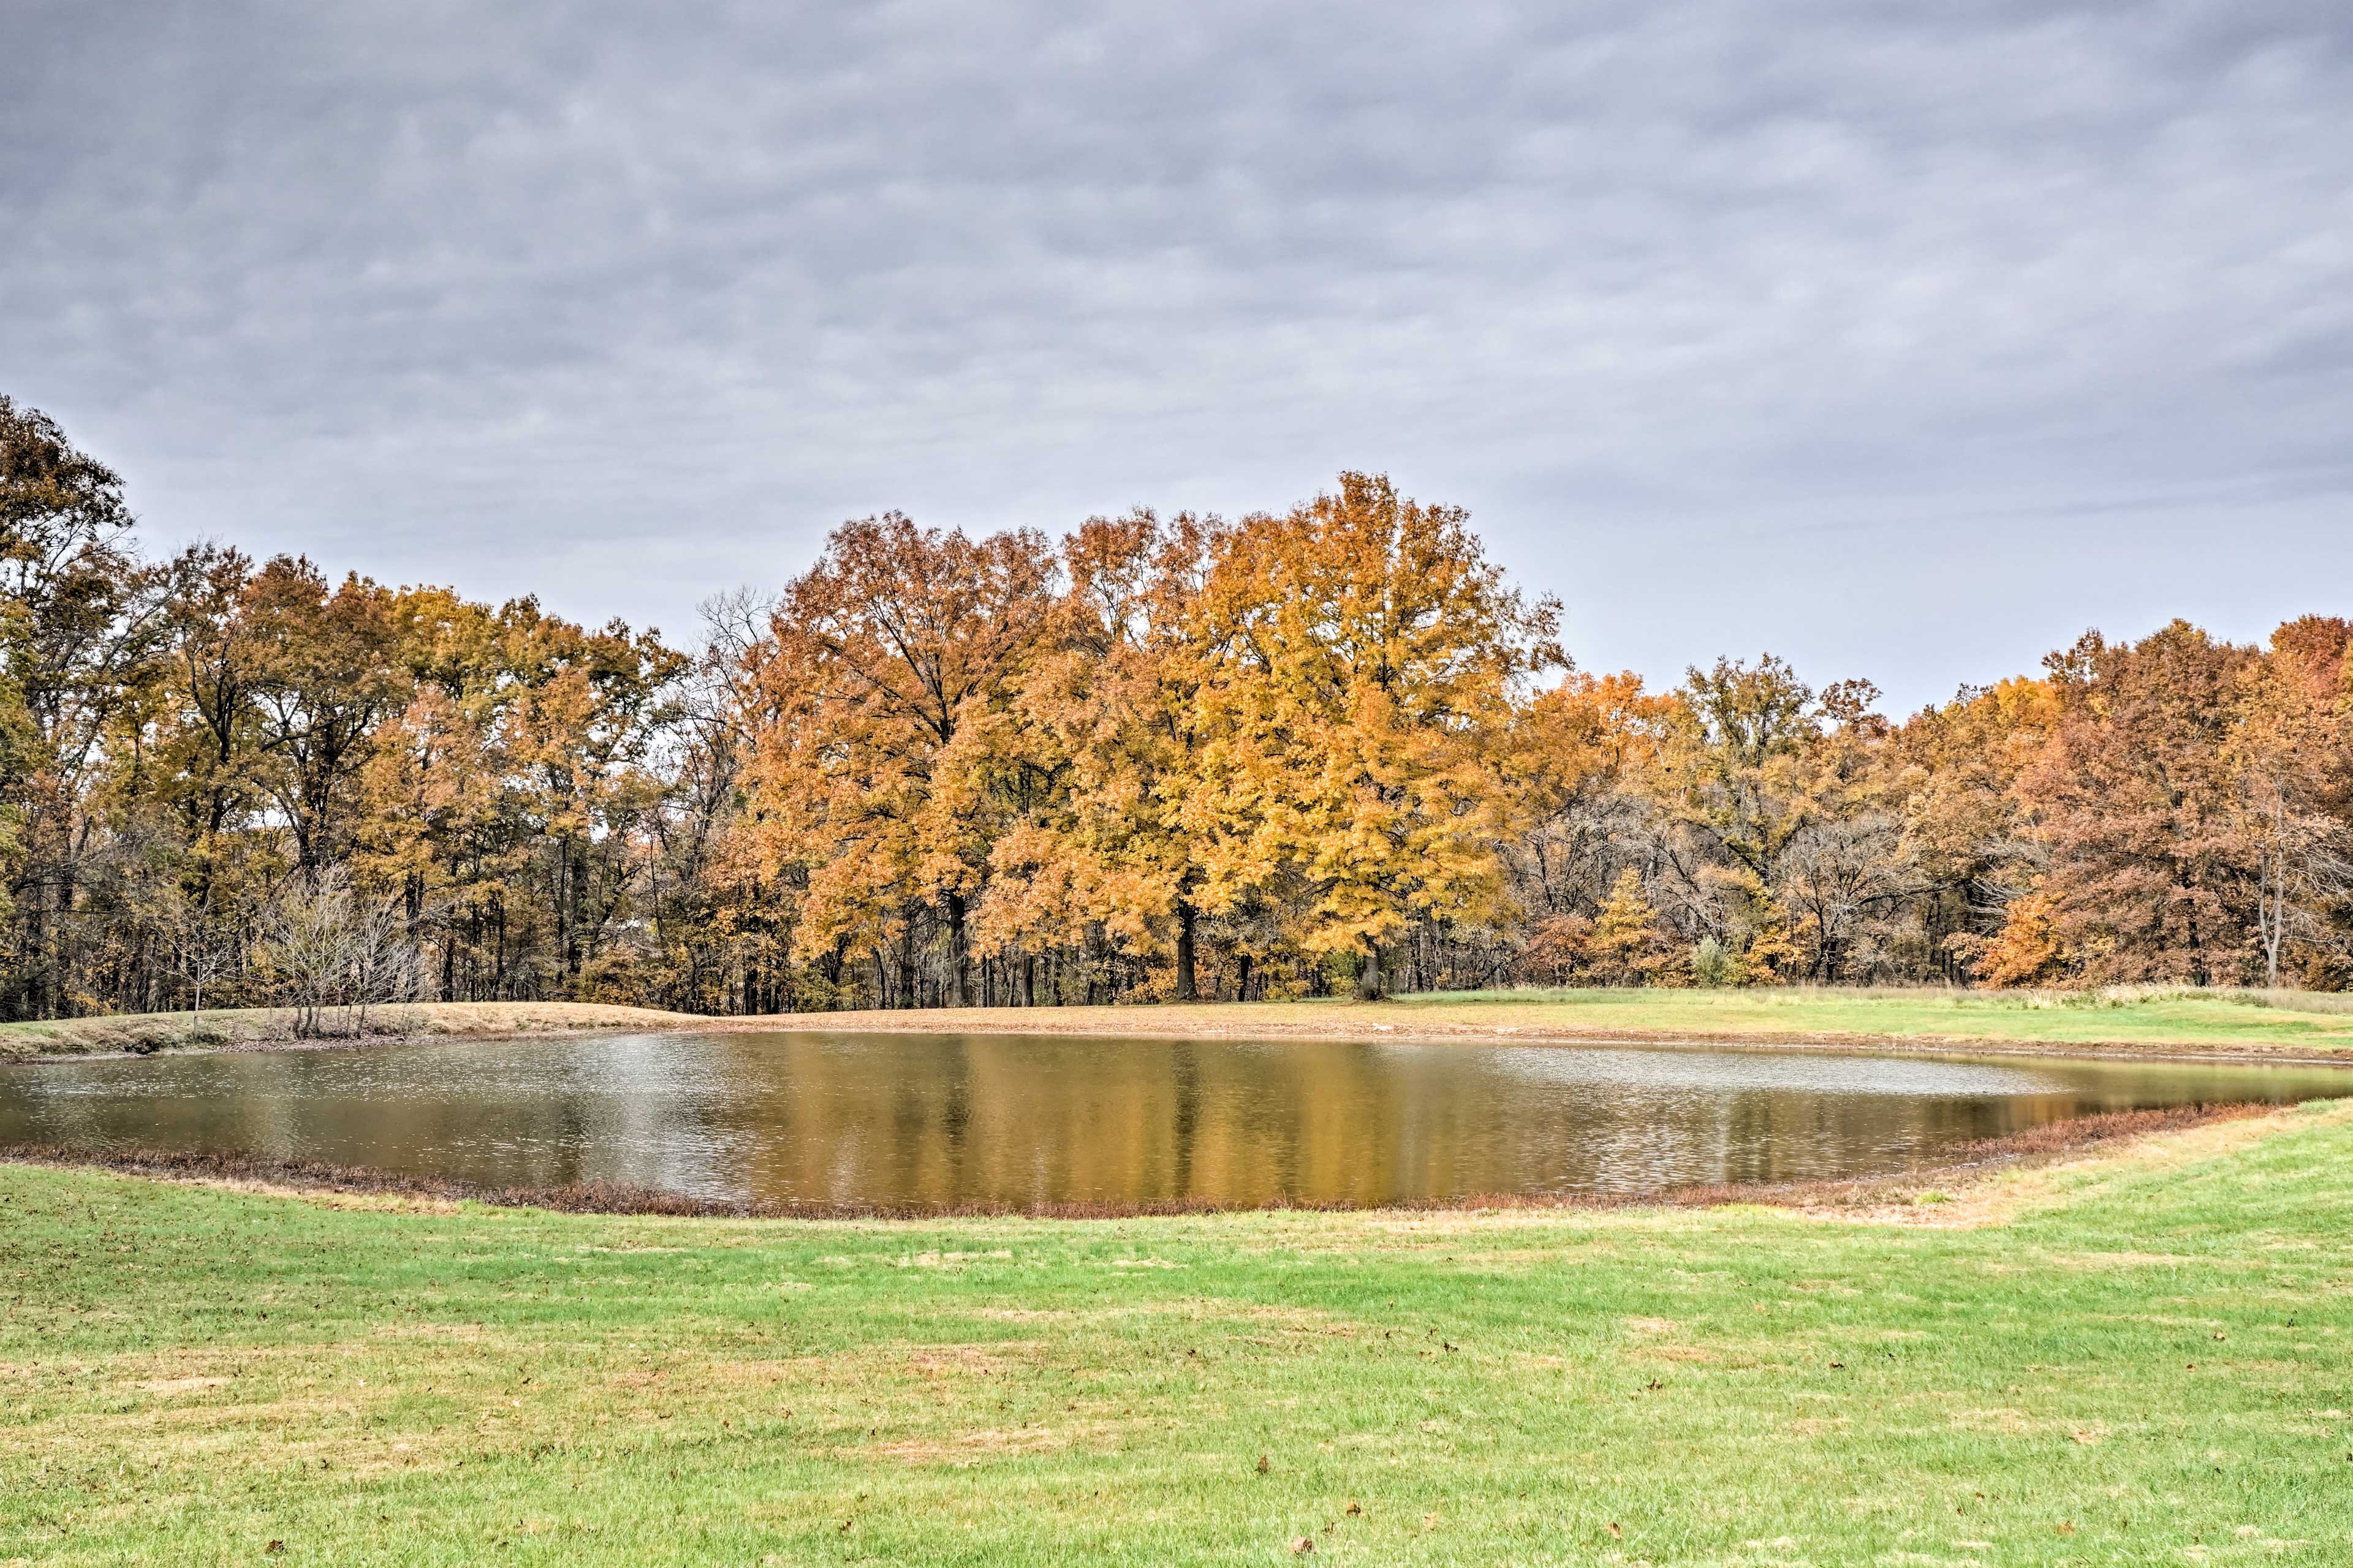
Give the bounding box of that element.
[8,396,2353,1023]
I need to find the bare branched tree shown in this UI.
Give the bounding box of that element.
[262,865,416,1037]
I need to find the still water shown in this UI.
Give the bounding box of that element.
[2,1032,2344,1210]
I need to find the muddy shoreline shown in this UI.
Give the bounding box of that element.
[0,1101,2287,1221]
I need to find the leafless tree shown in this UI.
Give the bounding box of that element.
[262,865,416,1037]
[2244,782,2353,988]
[346,885,419,1034]
[176,898,233,1045]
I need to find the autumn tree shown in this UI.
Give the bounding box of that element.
[153,544,271,904]
[0,397,165,1018]
[1586,868,1671,985]
[971,510,1229,1001]
[642,588,794,1014]
[1510,674,1672,915]
[502,602,683,990]
[243,559,410,873]
[1502,672,1675,988]
[745,515,1055,1007]
[353,588,509,997]
[1184,474,1560,999]
[1643,657,1906,982]
[2017,623,2260,985]
[2226,618,2353,987]
[1890,676,2060,981]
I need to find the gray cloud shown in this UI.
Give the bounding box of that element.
[4,0,2350,707]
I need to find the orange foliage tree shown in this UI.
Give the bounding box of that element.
[1181,474,1561,999]
[743,514,1054,1007]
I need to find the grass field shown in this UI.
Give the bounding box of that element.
[14,985,2353,1064]
[771,985,2353,1056]
[7,1102,2352,1565]
[1374,985,2353,1053]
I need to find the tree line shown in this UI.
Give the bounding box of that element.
[5,395,2349,1025]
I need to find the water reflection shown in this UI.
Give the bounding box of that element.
[1,1031,2343,1209]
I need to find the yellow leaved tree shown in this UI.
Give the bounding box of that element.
[980,509,1221,1000]
[1184,474,1559,998]
[743,514,1054,1007]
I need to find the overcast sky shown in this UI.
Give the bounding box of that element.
[6,1,2350,713]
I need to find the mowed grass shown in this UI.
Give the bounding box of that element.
[15,987,2353,1064]
[760,986,2353,1056]
[1380,985,2353,1051]
[6,1108,2353,1565]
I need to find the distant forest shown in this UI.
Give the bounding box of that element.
[4,393,2349,1024]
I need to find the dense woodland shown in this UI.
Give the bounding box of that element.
[6,394,2352,1025]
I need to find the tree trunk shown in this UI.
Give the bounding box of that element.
[1357,939,1385,1002]
[2263,839,2285,989]
[944,892,969,1007]
[1174,900,1199,1002]
[898,915,919,1009]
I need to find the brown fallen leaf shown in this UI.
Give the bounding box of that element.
[1607,1521,1624,1540]
[1344,1502,1362,1517]
[2056,1521,2077,1537]
[265,1546,286,1558]
[1256,1455,1271,1475]
[1290,1537,1314,1555]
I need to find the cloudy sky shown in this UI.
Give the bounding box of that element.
[6,0,2349,712]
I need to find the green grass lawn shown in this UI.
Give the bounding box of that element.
[1379,985,2353,1051]
[7,1106,2353,1565]
[17,986,2353,1064]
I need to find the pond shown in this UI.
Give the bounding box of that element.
[2,1031,2344,1211]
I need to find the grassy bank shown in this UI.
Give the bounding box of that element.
[0,1001,703,1062]
[6,1105,2353,1565]
[14,987,2353,1065]
[749,986,2353,1059]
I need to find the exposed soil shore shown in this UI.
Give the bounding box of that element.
[0,1100,2282,1221]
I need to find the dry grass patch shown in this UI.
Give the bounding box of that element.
[871,1425,1092,1464]
[0,999,703,1061]
[905,1346,1018,1378]
[129,1376,228,1396]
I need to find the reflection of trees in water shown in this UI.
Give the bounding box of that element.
[692,1037,2332,1207]
[1,1037,2341,1208]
